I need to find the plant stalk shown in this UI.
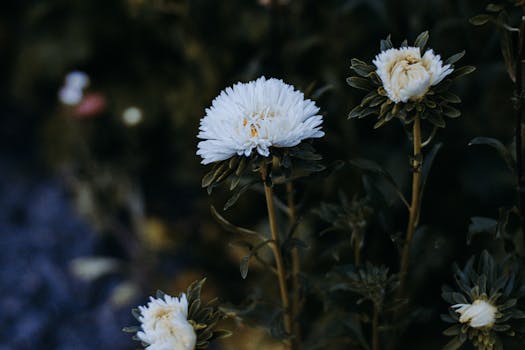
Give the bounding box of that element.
[516,11,525,248]
[286,182,302,349]
[260,164,293,348]
[372,303,379,350]
[399,114,423,293]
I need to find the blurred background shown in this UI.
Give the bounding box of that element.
[0,0,519,349]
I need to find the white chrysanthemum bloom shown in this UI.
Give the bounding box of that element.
[197,76,324,165]
[452,299,498,329]
[136,293,196,350]
[373,47,453,103]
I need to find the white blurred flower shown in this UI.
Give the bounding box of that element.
[122,106,143,126]
[453,299,497,329]
[137,293,196,350]
[373,47,453,103]
[65,71,90,91]
[59,87,83,105]
[70,256,119,281]
[197,76,324,165]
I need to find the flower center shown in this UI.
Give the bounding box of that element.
[242,108,276,138]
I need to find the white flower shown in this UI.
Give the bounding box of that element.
[58,71,90,106]
[197,76,324,165]
[69,256,119,281]
[136,293,196,350]
[65,71,90,91]
[373,47,453,103]
[59,86,83,105]
[452,299,498,329]
[122,106,143,126]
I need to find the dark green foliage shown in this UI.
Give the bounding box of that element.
[329,263,399,308]
[201,142,325,210]
[314,192,373,261]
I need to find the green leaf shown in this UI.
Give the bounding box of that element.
[486,3,505,12]
[443,325,461,336]
[469,14,491,26]
[468,137,516,174]
[348,105,377,119]
[380,34,393,51]
[224,179,258,210]
[348,105,364,119]
[210,205,263,237]
[442,105,461,118]
[414,30,429,51]
[440,91,461,103]
[131,308,141,322]
[361,90,379,106]
[443,336,466,350]
[240,255,250,279]
[349,158,409,208]
[122,326,140,333]
[445,51,465,66]
[235,157,247,176]
[450,66,476,79]
[346,76,374,91]
[201,162,225,188]
[350,58,375,77]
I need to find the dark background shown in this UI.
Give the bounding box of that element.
[0,0,519,349]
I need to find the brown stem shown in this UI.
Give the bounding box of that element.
[399,114,422,293]
[286,182,302,349]
[260,164,293,348]
[516,10,525,249]
[372,303,379,350]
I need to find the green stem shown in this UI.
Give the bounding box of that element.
[399,114,422,293]
[261,164,293,349]
[286,182,302,349]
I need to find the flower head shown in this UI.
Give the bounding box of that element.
[373,47,452,103]
[125,279,230,350]
[442,251,525,350]
[136,293,196,350]
[452,299,497,329]
[197,76,324,165]
[347,31,474,129]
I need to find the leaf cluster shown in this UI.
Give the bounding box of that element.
[329,262,399,309]
[201,142,325,210]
